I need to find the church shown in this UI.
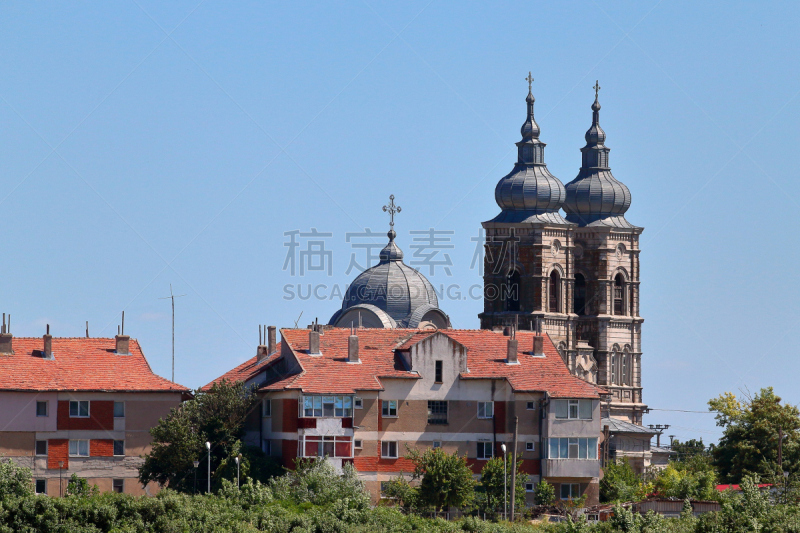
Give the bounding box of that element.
[208,77,663,506]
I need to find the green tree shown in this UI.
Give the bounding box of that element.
[477,456,525,519]
[139,380,263,493]
[0,459,33,498]
[709,387,800,483]
[601,458,649,503]
[64,473,99,497]
[534,479,555,506]
[653,463,717,501]
[405,446,476,513]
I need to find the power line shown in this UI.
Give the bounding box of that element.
[648,408,713,414]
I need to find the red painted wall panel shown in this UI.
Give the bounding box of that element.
[57,400,114,431]
[282,399,298,432]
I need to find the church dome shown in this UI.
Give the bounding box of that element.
[491,76,568,225]
[329,227,450,329]
[564,83,635,228]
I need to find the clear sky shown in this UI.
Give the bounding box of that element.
[2,1,798,445]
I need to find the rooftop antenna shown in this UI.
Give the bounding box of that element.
[121,311,125,335]
[86,321,89,338]
[293,311,303,329]
[259,325,262,345]
[358,311,362,329]
[159,284,186,383]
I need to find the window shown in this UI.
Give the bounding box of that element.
[525,482,535,493]
[113,402,125,418]
[381,441,398,459]
[263,440,271,455]
[477,441,493,459]
[354,439,362,449]
[382,400,398,417]
[380,481,390,497]
[301,395,352,418]
[526,442,534,451]
[35,479,47,495]
[427,401,447,425]
[505,270,520,312]
[574,273,587,315]
[262,399,271,417]
[301,435,353,458]
[112,479,124,494]
[354,397,363,409]
[553,399,592,420]
[113,440,125,456]
[548,437,598,460]
[526,401,535,410]
[561,483,580,500]
[69,440,89,457]
[434,360,443,383]
[477,402,493,419]
[36,401,48,417]
[613,274,625,316]
[549,271,561,313]
[69,401,89,418]
[432,441,441,449]
[35,440,47,456]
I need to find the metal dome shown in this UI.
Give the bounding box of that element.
[330,230,449,329]
[491,77,568,225]
[564,84,636,229]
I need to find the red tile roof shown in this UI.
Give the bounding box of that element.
[0,337,189,392]
[200,344,282,391]
[206,328,603,398]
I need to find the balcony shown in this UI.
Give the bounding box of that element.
[542,459,600,479]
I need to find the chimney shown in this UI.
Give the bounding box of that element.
[348,332,359,363]
[507,337,518,364]
[115,334,130,355]
[0,313,11,354]
[309,329,320,355]
[268,326,276,355]
[503,326,511,336]
[532,335,544,356]
[43,324,53,360]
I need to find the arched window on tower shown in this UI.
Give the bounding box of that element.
[610,350,618,385]
[506,270,520,312]
[622,348,632,386]
[549,271,561,313]
[613,274,625,316]
[574,273,587,316]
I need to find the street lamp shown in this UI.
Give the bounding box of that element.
[206,441,211,494]
[58,461,64,497]
[193,460,199,494]
[235,455,240,489]
[501,443,507,521]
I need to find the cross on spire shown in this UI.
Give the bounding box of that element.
[594,80,601,98]
[382,194,401,228]
[526,72,534,92]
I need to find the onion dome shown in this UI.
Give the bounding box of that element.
[490,74,568,224]
[564,83,635,228]
[329,198,450,330]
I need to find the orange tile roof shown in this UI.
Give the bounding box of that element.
[200,344,283,391]
[0,337,189,393]
[206,328,603,398]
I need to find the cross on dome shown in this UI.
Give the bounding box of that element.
[382,194,401,228]
[526,72,534,92]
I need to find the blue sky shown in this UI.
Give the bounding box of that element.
[1,1,799,444]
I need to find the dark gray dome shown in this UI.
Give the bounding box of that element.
[330,231,449,328]
[491,85,568,224]
[564,88,635,229]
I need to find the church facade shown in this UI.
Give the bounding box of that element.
[479,80,645,425]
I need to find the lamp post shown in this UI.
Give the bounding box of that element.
[58,461,64,497]
[206,441,211,494]
[235,455,240,489]
[193,460,199,494]
[501,443,507,521]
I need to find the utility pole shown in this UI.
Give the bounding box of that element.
[159,285,185,383]
[778,427,784,471]
[510,416,519,522]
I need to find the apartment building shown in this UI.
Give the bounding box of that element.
[0,329,188,496]
[207,326,605,505]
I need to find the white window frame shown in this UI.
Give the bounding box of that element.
[477,401,494,419]
[112,479,124,494]
[113,401,125,418]
[262,399,272,417]
[477,441,493,460]
[548,437,598,460]
[381,441,398,459]
[69,439,89,457]
[525,482,535,493]
[382,400,398,417]
[300,435,354,458]
[354,397,363,409]
[35,479,47,495]
[301,395,353,418]
[354,439,362,449]
[35,440,48,456]
[432,441,442,449]
[526,441,535,451]
[69,401,90,418]
[553,399,593,420]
